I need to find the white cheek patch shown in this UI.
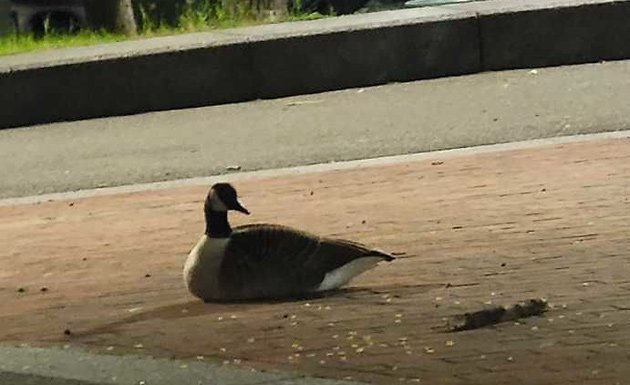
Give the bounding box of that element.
[210,191,228,211]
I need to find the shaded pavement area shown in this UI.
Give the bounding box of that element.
[1,136,629,384]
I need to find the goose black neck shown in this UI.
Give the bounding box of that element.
[205,209,232,238]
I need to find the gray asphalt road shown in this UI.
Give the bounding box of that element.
[2,60,630,199]
[0,346,364,385]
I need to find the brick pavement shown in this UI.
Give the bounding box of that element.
[1,137,629,385]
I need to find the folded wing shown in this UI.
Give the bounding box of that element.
[219,224,392,299]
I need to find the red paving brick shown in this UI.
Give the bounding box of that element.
[1,137,629,384]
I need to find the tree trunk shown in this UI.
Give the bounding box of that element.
[86,0,137,36]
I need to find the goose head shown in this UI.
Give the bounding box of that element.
[205,183,250,215]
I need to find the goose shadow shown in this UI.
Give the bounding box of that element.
[76,283,439,338]
[77,291,348,337]
[75,299,221,338]
[203,282,444,304]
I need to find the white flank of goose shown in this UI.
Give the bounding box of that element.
[183,183,395,301]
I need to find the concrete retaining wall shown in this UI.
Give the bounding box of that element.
[1,0,629,129]
[451,0,630,70]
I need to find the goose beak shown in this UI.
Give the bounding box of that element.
[233,201,250,215]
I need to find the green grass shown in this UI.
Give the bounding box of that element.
[150,0,325,33]
[0,1,325,57]
[0,31,128,56]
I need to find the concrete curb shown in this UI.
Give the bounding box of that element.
[1,0,629,129]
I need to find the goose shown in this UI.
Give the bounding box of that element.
[183,183,395,301]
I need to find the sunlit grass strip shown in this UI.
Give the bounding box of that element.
[0,31,127,56]
[0,1,325,57]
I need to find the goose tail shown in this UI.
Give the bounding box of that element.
[315,251,394,292]
[370,249,396,262]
